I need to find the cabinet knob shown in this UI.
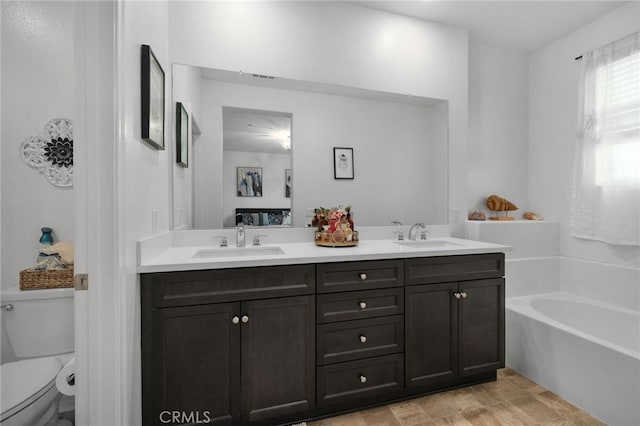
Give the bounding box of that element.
[359,375,367,384]
[461,292,468,299]
[359,335,367,343]
[359,301,367,309]
[241,315,249,323]
[359,273,367,281]
[453,292,461,299]
[232,316,240,324]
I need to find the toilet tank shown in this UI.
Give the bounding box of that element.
[1,287,74,358]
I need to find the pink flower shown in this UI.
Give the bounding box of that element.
[329,209,344,221]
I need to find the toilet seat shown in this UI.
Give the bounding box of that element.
[0,356,62,422]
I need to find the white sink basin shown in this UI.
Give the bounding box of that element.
[394,240,465,249]
[193,246,285,258]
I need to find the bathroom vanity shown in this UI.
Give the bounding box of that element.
[139,236,507,425]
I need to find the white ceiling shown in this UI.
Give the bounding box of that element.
[358,1,630,52]
[223,107,292,154]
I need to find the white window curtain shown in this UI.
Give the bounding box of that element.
[571,31,640,246]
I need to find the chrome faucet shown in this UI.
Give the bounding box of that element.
[213,236,228,247]
[391,221,404,240]
[408,223,426,240]
[237,224,246,247]
[253,235,266,246]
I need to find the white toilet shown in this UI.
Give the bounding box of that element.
[1,287,74,425]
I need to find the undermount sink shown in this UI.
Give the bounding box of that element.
[394,239,464,249]
[193,246,285,258]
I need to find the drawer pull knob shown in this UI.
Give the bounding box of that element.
[359,301,367,309]
[359,375,367,384]
[359,273,367,281]
[241,315,249,323]
[461,292,468,299]
[359,335,367,343]
[453,292,461,299]
[232,316,240,325]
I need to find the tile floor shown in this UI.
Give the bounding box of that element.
[308,369,605,426]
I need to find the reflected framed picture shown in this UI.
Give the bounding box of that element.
[237,167,263,197]
[141,44,165,150]
[285,169,292,198]
[333,147,354,179]
[176,102,188,167]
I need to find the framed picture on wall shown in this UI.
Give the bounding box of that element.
[333,147,354,179]
[237,167,263,197]
[141,44,165,150]
[176,102,188,167]
[285,169,292,198]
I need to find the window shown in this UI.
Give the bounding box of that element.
[571,32,640,246]
[593,50,640,186]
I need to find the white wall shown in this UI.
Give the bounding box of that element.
[1,1,74,290]
[425,101,450,224]
[118,2,170,424]
[172,64,202,229]
[1,1,74,364]
[197,79,448,229]
[529,2,640,267]
[468,40,529,215]
[169,1,469,234]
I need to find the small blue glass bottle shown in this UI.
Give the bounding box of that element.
[39,227,54,245]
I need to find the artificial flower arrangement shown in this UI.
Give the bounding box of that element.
[312,205,358,247]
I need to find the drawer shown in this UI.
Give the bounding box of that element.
[141,264,315,308]
[317,354,404,407]
[317,260,403,293]
[317,288,404,323]
[405,253,504,285]
[317,315,404,365]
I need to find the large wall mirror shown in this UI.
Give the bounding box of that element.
[172,64,449,229]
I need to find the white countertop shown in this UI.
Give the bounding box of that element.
[137,236,510,273]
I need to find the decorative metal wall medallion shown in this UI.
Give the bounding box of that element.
[20,118,73,187]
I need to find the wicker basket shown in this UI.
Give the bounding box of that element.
[19,268,74,290]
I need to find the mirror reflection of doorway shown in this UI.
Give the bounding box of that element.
[222,107,293,228]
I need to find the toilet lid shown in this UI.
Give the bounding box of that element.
[0,356,62,420]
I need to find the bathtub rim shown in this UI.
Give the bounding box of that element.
[506,255,640,272]
[507,291,640,361]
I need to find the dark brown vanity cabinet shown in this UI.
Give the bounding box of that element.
[148,302,240,425]
[141,253,505,425]
[405,254,505,392]
[315,260,405,407]
[141,265,315,426]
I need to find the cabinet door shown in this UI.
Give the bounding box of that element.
[241,295,315,423]
[459,278,505,377]
[149,303,240,426]
[405,282,458,390]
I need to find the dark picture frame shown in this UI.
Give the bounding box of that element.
[237,167,263,197]
[141,44,165,150]
[176,102,188,167]
[285,169,292,198]
[333,147,354,179]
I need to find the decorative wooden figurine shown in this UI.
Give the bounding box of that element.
[486,194,518,221]
[468,211,486,221]
[524,211,543,220]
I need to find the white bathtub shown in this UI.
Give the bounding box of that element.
[506,257,640,426]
